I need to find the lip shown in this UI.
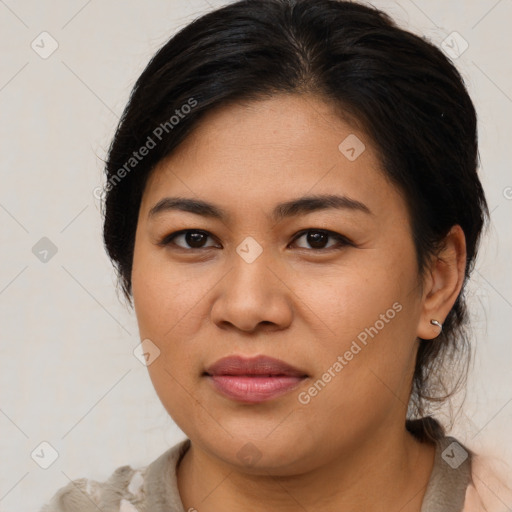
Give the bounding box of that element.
[204,355,308,403]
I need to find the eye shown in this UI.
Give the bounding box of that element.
[159,228,351,252]
[290,229,351,251]
[159,230,220,250]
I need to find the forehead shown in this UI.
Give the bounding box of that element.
[140,94,406,223]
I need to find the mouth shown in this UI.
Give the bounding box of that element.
[203,355,308,403]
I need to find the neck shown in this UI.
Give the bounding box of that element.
[176,426,436,512]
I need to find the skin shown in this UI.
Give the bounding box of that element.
[131,94,467,512]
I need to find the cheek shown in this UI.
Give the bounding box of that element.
[296,258,408,340]
[132,241,204,340]
[131,246,219,404]
[132,256,204,424]
[298,254,419,399]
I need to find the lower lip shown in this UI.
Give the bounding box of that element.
[207,375,305,403]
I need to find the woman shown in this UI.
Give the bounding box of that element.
[41,0,512,510]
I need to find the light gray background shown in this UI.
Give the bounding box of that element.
[1,1,511,510]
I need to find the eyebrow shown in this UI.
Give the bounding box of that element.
[148,194,373,222]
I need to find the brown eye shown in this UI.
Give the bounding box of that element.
[291,229,351,251]
[160,230,219,249]
[184,231,208,248]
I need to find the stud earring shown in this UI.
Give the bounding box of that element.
[430,319,442,335]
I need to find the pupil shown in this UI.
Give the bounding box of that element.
[186,232,206,248]
[307,231,327,249]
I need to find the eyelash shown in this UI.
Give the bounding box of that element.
[158,229,352,252]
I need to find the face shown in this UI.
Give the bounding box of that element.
[131,94,427,474]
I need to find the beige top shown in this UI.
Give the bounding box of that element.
[39,436,476,512]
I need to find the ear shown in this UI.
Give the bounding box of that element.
[416,225,467,340]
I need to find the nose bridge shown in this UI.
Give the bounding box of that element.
[230,236,274,300]
[235,234,266,267]
[211,236,293,331]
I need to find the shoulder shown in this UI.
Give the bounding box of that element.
[421,435,473,511]
[39,438,191,512]
[425,435,512,512]
[39,463,148,512]
[462,450,512,512]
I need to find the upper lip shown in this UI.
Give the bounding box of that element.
[204,355,308,377]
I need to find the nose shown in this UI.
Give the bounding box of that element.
[210,247,294,333]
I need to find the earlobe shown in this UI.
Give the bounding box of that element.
[416,225,467,340]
